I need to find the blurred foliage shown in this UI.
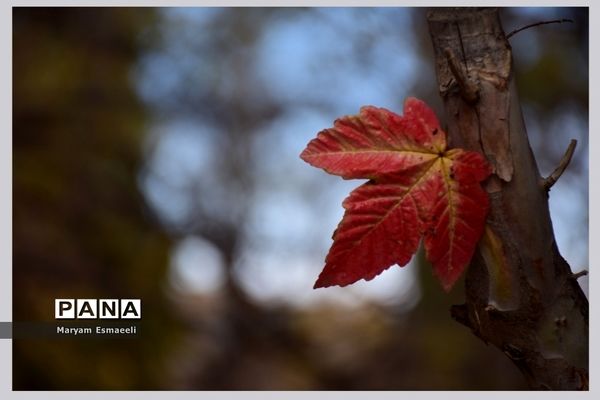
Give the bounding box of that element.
[13,7,586,390]
[13,8,181,390]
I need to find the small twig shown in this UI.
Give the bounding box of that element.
[444,48,479,103]
[569,270,588,281]
[506,19,574,39]
[542,139,577,191]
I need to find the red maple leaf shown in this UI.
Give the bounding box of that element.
[300,97,491,291]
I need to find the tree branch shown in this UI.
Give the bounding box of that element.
[542,139,577,191]
[506,18,574,39]
[428,8,588,390]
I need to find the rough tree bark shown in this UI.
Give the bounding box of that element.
[427,8,588,390]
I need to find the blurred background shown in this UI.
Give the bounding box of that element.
[13,7,588,390]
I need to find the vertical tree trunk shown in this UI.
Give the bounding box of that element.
[427,8,588,390]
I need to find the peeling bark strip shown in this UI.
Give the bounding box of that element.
[427,8,588,390]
